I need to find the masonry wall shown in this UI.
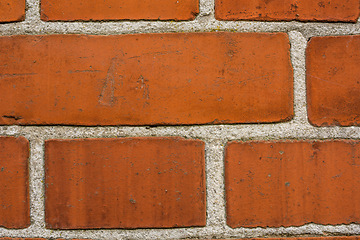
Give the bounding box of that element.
[0,0,360,239]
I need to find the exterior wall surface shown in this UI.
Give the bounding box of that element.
[0,0,360,239]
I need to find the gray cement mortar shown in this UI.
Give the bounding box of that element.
[0,0,360,239]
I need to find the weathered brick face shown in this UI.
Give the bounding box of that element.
[45,137,206,229]
[41,0,199,21]
[307,35,360,126]
[225,140,360,228]
[215,0,360,22]
[0,0,25,22]
[0,137,29,229]
[0,33,293,125]
[0,33,293,126]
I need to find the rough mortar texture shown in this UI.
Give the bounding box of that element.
[0,0,360,239]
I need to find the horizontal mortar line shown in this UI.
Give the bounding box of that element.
[1,21,360,35]
[0,223,360,239]
[0,124,360,140]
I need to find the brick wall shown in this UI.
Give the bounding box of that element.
[0,0,360,239]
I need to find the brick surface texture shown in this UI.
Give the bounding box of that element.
[41,0,199,21]
[1,0,360,238]
[0,137,29,229]
[307,35,360,126]
[215,0,360,22]
[225,140,360,228]
[0,0,25,22]
[45,137,205,229]
[0,33,293,126]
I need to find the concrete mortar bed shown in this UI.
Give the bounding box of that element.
[0,0,360,239]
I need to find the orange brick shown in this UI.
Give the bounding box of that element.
[41,0,198,21]
[307,35,360,126]
[215,0,359,22]
[0,0,25,22]
[45,137,205,229]
[225,140,360,228]
[0,33,293,126]
[0,137,29,228]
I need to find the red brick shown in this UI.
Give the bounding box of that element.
[0,0,25,22]
[41,0,198,21]
[225,140,360,228]
[307,35,360,126]
[0,137,29,229]
[215,0,360,22]
[0,33,293,126]
[45,137,205,229]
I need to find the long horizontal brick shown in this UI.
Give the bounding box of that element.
[307,35,360,126]
[41,0,198,21]
[215,0,360,22]
[0,0,25,22]
[225,140,360,228]
[0,137,29,228]
[45,137,205,229]
[0,33,293,126]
